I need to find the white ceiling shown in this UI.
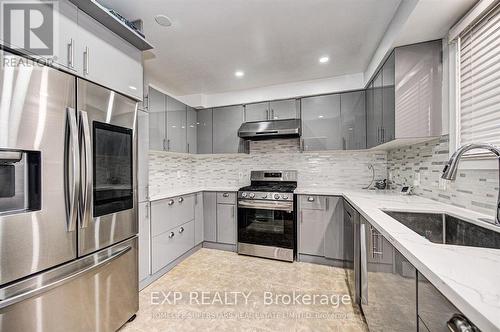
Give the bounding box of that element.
[100,0,402,95]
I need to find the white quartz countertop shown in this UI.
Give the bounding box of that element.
[150,185,500,330]
[149,186,240,201]
[296,187,500,332]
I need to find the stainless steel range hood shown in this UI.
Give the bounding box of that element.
[238,119,301,140]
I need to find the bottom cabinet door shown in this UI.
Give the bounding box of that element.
[151,221,194,273]
[216,204,236,244]
[362,221,417,332]
[299,209,326,256]
[203,192,217,242]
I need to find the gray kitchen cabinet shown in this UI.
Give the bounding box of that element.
[418,272,479,332]
[245,102,269,122]
[301,94,342,151]
[150,195,195,237]
[197,108,213,154]
[203,192,217,242]
[187,107,197,154]
[373,70,384,146]
[366,81,377,149]
[216,203,237,245]
[269,99,298,120]
[324,197,346,260]
[244,99,298,122]
[194,192,204,245]
[148,86,166,151]
[151,220,195,273]
[138,201,150,282]
[360,216,417,332]
[298,195,327,256]
[77,9,143,99]
[341,90,366,150]
[212,105,245,153]
[166,96,187,153]
[382,52,395,142]
[55,0,80,73]
[137,110,149,202]
[365,222,394,265]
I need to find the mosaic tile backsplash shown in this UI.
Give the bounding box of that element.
[149,138,387,196]
[387,135,499,220]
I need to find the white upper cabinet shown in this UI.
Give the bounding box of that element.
[54,0,81,73]
[77,9,143,100]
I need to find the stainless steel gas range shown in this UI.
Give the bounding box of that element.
[237,170,297,262]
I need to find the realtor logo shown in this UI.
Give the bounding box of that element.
[1,1,55,55]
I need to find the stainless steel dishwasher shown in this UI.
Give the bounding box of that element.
[343,200,361,305]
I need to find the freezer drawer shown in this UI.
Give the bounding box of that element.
[0,237,138,332]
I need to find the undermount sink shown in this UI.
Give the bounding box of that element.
[383,211,500,250]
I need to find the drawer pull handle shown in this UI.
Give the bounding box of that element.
[179,227,184,234]
[223,193,229,197]
[307,196,315,202]
[168,199,174,206]
[178,197,184,203]
[168,232,175,238]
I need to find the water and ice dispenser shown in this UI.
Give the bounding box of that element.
[0,150,41,214]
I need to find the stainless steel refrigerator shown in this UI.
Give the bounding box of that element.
[0,50,138,331]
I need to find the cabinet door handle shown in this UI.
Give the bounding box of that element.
[168,199,174,206]
[169,232,175,238]
[179,227,184,234]
[83,46,89,75]
[232,206,235,218]
[381,127,385,142]
[67,38,74,69]
[162,138,166,151]
[178,197,184,203]
[307,196,315,202]
[145,203,149,218]
[266,109,269,120]
[167,139,171,151]
[187,143,190,153]
[223,193,229,198]
[271,109,274,119]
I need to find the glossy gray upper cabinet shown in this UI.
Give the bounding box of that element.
[382,52,395,142]
[373,71,384,145]
[148,87,166,151]
[197,108,213,154]
[244,102,269,122]
[269,99,298,120]
[394,40,442,139]
[187,107,197,154]
[213,105,245,153]
[301,94,342,151]
[166,96,187,153]
[366,82,377,149]
[244,99,298,121]
[341,91,366,150]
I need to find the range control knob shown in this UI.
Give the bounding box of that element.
[241,192,247,198]
[282,194,289,200]
[249,193,255,198]
[274,194,280,200]
[261,193,268,199]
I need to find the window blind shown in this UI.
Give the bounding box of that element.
[460,4,500,149]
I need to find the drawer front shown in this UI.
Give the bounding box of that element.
[299,195,327,210]
[216,192,236,204]
[151,220,195,273]
[151,195,195,236]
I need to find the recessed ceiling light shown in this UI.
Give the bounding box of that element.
[319,56,329,64]
[235,70,245,78]
[154,15,172,27]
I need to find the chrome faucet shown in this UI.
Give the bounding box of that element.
[441,143,500,226]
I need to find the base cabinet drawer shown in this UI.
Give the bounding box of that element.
[217,192,236,204]
[151,195,195,236]
[151,221,195,273]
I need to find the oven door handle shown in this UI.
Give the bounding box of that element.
[238,200,293,211]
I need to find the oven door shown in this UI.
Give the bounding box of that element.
[237,199,295,249]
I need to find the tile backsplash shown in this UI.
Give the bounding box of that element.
[149,138,387,196]
[387,135,498,219]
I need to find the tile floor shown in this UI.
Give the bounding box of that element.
[120,248,368,332]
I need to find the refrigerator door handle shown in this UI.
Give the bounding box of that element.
[0,245,131,309]
[66,108,79,232]
[79,110,92,229]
